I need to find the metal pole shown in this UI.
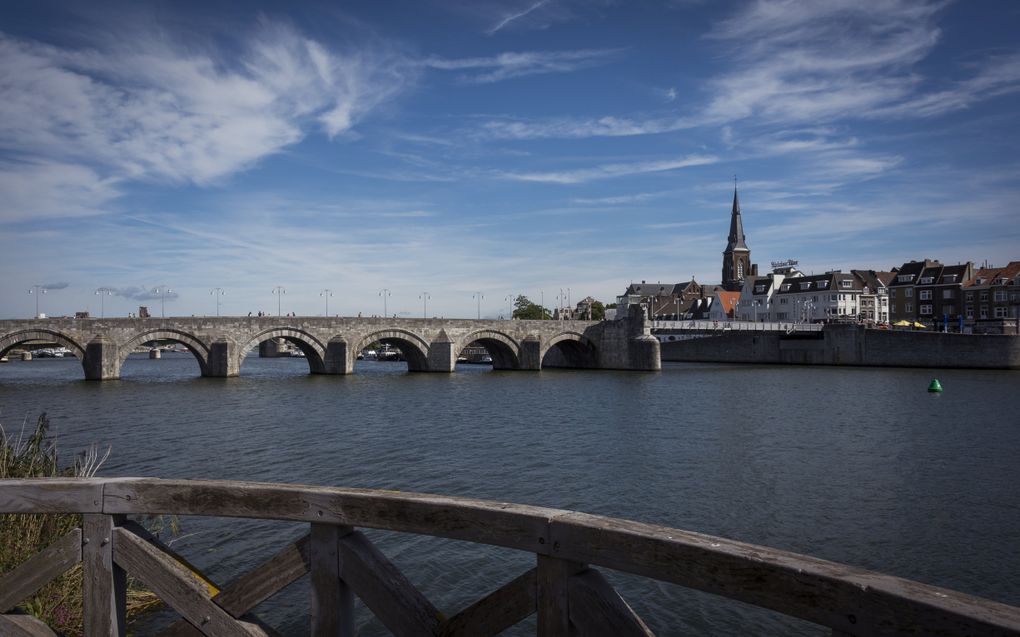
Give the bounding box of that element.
[379,289,390,317]
[473,292,483,319]
[540,290,544,319]
[321,289,332,316]
[420,292,429,318]
[211,288,224,317]
[272,286,285,317]
[95,287,113,318]
[29,285,46,318]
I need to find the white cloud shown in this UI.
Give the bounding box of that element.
[0,160,120,222]
[501,155,718,184]
[478,114,693,140]
[486,0,551,35]
[425,48,620,84]
[0,24,414,219]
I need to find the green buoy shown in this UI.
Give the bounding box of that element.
[928,379,943,393]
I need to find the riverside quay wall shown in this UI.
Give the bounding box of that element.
[660,324,1020,369]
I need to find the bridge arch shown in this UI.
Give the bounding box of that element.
[0,329,87,364]
[454,330,521,370]
[354,329,431,372]
[117,329,212,376]
[238,328,327,374]
[540,331,599,369]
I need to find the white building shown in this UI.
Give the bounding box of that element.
[771,271,863,322]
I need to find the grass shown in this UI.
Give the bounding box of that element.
[0,413,165,635]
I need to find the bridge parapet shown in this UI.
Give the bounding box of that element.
[0,313,659,381]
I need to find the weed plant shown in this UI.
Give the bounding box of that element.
[0,413,162,634]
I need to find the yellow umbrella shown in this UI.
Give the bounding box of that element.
[894,320,912,327]
[913,321,927,329]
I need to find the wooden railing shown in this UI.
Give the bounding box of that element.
[1,478,1018,636]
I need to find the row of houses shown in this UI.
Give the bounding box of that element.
[617,259,1020,333]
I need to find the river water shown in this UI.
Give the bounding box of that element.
[1,354,1018,635]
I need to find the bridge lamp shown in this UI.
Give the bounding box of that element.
[272,286,286,317]
[505,294,515,320]
[472,292,484,320]
[28,285,47,318]
[379,289,391,318]
[419,292,430,319]
[210,288,225,317]
[152,287,173,318]
[95,287,114,318]
[320,289,333,317]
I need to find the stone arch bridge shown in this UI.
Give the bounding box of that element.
[0,308,659,381]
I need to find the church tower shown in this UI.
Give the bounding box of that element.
[722,185,754,291]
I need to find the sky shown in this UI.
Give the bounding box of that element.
[1,0,1019,319]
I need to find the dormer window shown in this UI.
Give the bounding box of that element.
[754,285,765,293]
[799,282,811,290]
[919,276,934,284]
[841,280,853,288]
[781,283,791,291]
[818,281,828,288]
[897,274,913,282]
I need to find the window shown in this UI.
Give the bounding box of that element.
[980,291,989,301]
[737,262,743,279]
[897,274,913,282]
[780,298,788,304]
[905,289,913,298]
[944,305,955,316]
[944,274,957,283]
[755,285,765,293]
[980,307,988,319]
[831,294,837,301]
[800,282,811,290]
[841,280,853,288]
[890,289,897,299]
[919,290,931,300]
[818,280,828,288]
[781,283,791,291]
[995,307,1008,318]
[905,303,913,313]
[965,292,974,302]
[920,304,933,315]
[919,276,934,284]
[966,308,974,319]
[994,291,1007,302]
[942,289,954,299]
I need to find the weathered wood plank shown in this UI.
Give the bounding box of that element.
[111,527,266,637]
[338,530,442,637]
[157,534,311,637]
[537,554,586,637]
[438,567,537,637]
[103,479,554,554]
[567,569,655,637]
[83,514,126,637]
[0,528,82,612]
[214,533,311,617]
[0,479,103,513]
[310,523,354,637]
[548,511,1020,637]
[0,612,59,637]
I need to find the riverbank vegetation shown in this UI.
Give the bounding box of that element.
[0,413,162,634]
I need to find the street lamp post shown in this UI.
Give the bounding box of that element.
[210,288,225,317]
[419,292,430,319]
[272,286,285,317]
[379,289,391,318]
[505,294,515,320]
[540,290,545,319]
[472,292,484,319]
[95,287,113,318]
[558,289,565,320]
[320,289,333,317]
[28,285,47,318]
[152,287,173,318]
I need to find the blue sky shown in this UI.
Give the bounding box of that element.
[2,0,1019,319]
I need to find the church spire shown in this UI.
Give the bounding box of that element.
[726,183,748,252]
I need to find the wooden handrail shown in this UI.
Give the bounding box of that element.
[1,477,1018,636]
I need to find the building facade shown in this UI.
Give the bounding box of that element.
[888,259,973,327]
[964,261,1020,333]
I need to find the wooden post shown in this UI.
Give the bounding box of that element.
[310,523,354,637]
[537,554,586,637]
[83,514,126,637]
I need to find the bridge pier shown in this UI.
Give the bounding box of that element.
[425,331,456,373]
[206,339,239,377]
[323,338,353,374]
[83,337,120,381]
[519,337,542,370]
